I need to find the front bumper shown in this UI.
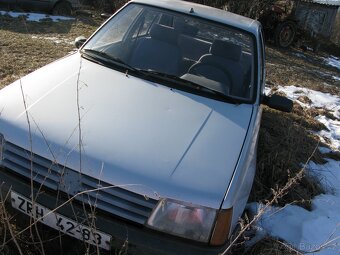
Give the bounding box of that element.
[0,168,229,255]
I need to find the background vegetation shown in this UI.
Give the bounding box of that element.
[0,2,339,254]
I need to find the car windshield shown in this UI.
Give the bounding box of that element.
[83,3,255,101]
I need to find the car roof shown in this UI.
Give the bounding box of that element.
[130,0,260,35]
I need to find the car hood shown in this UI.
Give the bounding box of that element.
[0,53,253,208]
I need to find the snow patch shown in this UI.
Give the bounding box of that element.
[31,35,73,45]
[249,158,340,255]
[333,76,340,82]
[278,85,339,112]
[323,55,340,70]
[313,0,340,6]
[292,52,307,59]
[277,85,340,150]
[318,146,332,154]
[316,115,340,150]
[264,86,271,96]
[0,11,74,22]
[247,85,340,254]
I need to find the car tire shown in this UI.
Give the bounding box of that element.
[274,21,297,48]
[52,1,72,16]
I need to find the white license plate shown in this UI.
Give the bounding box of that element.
[11,191,111,250]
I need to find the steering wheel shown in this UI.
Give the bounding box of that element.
[188,62,233,89]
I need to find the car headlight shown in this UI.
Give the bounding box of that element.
[146,199,217,243]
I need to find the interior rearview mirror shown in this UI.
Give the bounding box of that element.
[74,36,87,49]
[262,94,293,112]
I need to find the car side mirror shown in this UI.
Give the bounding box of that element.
[74,36,87,49]
[262,94,293,112]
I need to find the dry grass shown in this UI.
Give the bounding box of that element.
[0,29,70,89]
[253,45,339,210]
[245,238,301,255]
[266,47,340,96]
[0,13,100,89]
[250,105,326,210]
[0,10,339,255]
[0,204,95,255]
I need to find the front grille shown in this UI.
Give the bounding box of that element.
[81,175,157,224]
[2,141,157,224]
[2,142,61,190]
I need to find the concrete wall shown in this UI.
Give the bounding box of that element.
[331,9,340,45]
[295,2,339,38]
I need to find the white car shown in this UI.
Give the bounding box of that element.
[0,0,292,254]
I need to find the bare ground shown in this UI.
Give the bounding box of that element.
[0,11,339,255]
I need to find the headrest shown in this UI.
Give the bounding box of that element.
[174,20,199,36]
[210,40,242,61]
[150,24,178,44]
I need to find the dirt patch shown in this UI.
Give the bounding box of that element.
[290,102,328,131]
[250,105,326,210]
[0,30,72,89]
[266,47,340,96]
[0,13,99,89]
[297,95,312,104]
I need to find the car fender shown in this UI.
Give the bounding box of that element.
[221,104,262,237]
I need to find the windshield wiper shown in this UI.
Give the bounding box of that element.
[81,49,137,72]
[137,69,185,83]
[137,69,240,104]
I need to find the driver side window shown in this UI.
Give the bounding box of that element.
[130,9,160,39]
[85,5,142,49]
